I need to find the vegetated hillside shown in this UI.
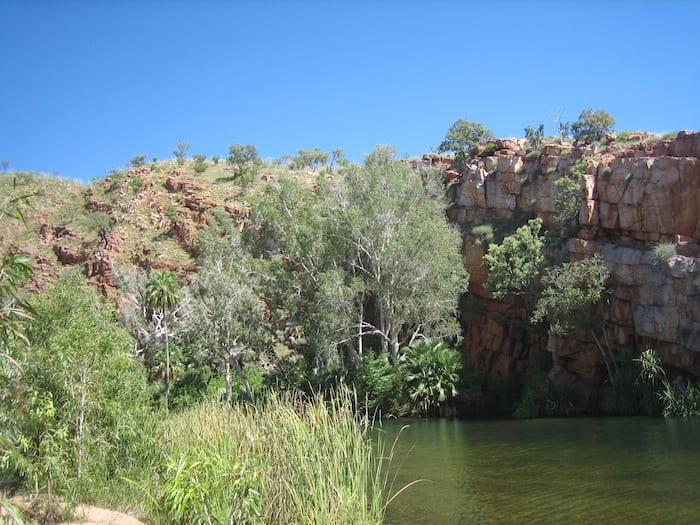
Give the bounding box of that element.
[2,158,333,299]
[4,130,699,414]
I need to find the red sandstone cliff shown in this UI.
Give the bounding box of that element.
[447,131,700,407]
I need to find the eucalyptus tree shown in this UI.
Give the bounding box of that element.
[334,146,468,361]
[146,269,182,411]
[249,177,360,368]
[186,221,268,401]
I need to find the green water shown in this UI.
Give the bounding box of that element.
[380,417,700,524]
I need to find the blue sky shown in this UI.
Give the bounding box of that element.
[2,1,698,183]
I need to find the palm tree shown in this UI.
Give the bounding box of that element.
[146,269,181,411]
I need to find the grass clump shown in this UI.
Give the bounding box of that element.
[651,242,677,265]
[141,389,393,524]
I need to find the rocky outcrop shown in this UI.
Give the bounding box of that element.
[449,132,700,407]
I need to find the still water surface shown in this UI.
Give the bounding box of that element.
[380,417,700,524]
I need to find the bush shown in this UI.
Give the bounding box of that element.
[358,349,403,416]
[402,339,462,416]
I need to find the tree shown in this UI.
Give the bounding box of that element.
[570,109,615,143]
[251,146,468,368]
[174,142,191,166]
[524,124,545,150]
[328,148,346,173]
[552,108,570,144]
[531,255,615,380]
[437,119,493,166]
[554,159,585,236]
[128,154,147,168]
[482,218,545,302]
[484,222,616,382]
[146,270,182,411]
[227,144,260,181]
[289,148,329,171]
[335,146,468,361]
[186,227,267,401]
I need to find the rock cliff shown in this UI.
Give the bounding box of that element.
[447,131,700,407]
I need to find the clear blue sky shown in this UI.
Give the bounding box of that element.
[2,0,698,183]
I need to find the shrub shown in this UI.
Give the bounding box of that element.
[471,223,495,246]
[192,154,207,175]
[553,158,586,235]
[174,142,191,166]
[402,339,462,416]
[358,349,403,416]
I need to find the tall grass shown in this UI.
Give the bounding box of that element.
[141,389,395,524]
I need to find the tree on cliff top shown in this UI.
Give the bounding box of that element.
[437,119,493,166]
[571,109,615,143]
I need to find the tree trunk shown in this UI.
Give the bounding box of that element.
[164,312,170,412]
[76,368,87,478]
[233,358,253,400]
[225,358,232,403]
[357,300,364,361]
[389,332,400,363]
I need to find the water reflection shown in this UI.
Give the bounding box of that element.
[380,418,700,524]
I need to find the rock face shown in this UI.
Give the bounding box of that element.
[448,132,700,408]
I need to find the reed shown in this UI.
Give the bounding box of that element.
[143,388,393,524]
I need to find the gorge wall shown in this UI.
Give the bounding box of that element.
[443,131,700,408]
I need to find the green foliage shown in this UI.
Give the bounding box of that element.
[554,159,584,235]
[437,119,493,164]
[173,141,191,166]
[227,144,260,182]
[570,109,615,143]
[651,242,677,265]
[146,270,181,311]
[481,143,497,155]
[531,255,609,335]
[483,218,545,299]
[191,154,207,175]
[638,348,700,417]
[0,252,33,351]
[211,154,220,164]
[513,356,576,419]
[144,390,391,524]
[146,269,182,410]
[471,223,495,246]
[128,154,147,168]
[524,123,545,150]
[1,274,152,502]
[289,147,329,171]
[252,146,467,368]
[602,350,660,416]
[186,229,267,401]
[358,349,403,416]
[402,339,462,416]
